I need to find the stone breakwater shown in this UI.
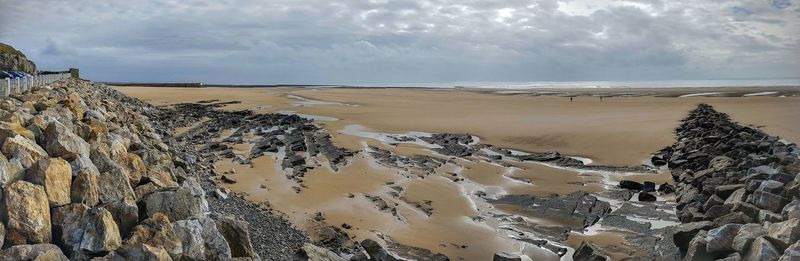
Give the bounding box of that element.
[653,104,800,260]
[0,78,309,260]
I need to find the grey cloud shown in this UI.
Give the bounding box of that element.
[0,0,797,84]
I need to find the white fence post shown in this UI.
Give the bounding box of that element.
[4,78,9,96]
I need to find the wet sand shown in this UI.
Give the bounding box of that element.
[115,85,800,260]
[116,86,800,166]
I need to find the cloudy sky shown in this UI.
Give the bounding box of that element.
[1,0,798,85]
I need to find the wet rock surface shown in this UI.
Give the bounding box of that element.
[655,104,800,260]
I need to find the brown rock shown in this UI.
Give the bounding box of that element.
[102,198,139,238]
[0,244,68,260]
[26,158,73,207]
[71,167,100,206]
[4,181,52,245]
[125,213,183,260]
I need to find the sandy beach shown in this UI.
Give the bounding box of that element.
[114,85,800,260]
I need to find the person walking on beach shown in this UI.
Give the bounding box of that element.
[570,97,573,102]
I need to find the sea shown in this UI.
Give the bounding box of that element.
[367,78,800,89]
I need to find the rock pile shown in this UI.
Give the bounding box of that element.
[654,104,799,260]
[0,78,271,260]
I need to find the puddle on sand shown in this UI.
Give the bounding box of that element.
[212,120,676,261]
[287,94,359,107]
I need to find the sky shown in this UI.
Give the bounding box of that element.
[0,0,798,85]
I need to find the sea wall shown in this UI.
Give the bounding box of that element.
[0,78,267,259]
[653,104,799,260]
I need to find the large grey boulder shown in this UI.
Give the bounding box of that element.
[103,198,138,238]
[4,180,51,245]
[706,224,743,255]
[686,230,713,261]
[733,223,767,253]
[752,190,786,213]
[673,221,715,253]
[766,218,800,249]
[97,171,135,203]
[138,187,205,221]
[43,121,90,161]
[197,216,232,260]
[779,241,800,261]
[211,213,259,259]
[79,207,121,254]
[743,236,781,261]
[171,220,205,261]
[51,203,89,257]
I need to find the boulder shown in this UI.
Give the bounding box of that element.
[673,221,715,253]
[70,167,100,206]
[51,203,89,257]
[211,214,258,259]
[724,188,748,205]
[706,224,742,255]
[752,190,786,213]
[123,153,146,186]
[171,220,205,261]
[103,198,138,238]
[619,180,643,191]
[638,192,657,202]
[125,213,183,260]
[781,199,800,220]
[573,241,607,261]
[766,218,800,249]
[733,224,767,253]
[197,216,232,260]
[0,244,68,260]
[0,120,36,147]
[4,180,51,245]
[97,171,135,204]
[115,244,173,261]
[138,187,205,221]
[685,230,712,261]
[658,183,676,194]
[26,158,72,207]
[2,134,48,168]
[642,181,656,192]
[743,236,781,261]
[43,121,90,161]
[779,241,800,261]
[0,152,23,188]
[79,207,122,253]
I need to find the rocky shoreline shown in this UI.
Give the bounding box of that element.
[0,78,322,260]
[7,77,795,260]
[654,104,799,260]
